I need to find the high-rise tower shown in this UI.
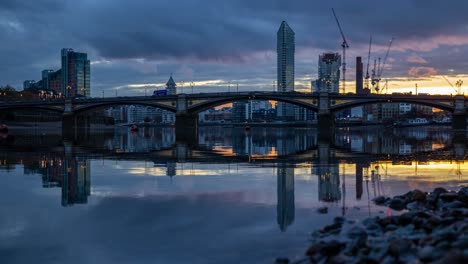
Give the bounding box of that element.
[277,21,295,120]
[61,48,91,97]
[317,53,341,93]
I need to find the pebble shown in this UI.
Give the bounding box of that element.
[296,187,468,264]
[317,206,328,214]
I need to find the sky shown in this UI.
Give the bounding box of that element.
[1,0,468,96]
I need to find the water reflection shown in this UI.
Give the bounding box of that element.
[0,126,466,263]
[0,126,465,216]
[277,164,295,231]
[23,156,91,206]
[335,126,454,154]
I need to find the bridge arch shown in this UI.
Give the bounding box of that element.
[0,105,64,114]
[186,94,319,114]
[330,98,454,113]
[72,101,177,114]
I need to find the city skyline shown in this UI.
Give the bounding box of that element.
[1,1,468,96]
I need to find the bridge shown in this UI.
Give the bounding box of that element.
[0,91,466,140]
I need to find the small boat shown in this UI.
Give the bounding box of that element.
[130,125,138,132]
[0,124,8,133]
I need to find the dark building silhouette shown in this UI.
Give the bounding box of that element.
[277,165,295,232]
[355,163,364,200]
[356,56,363,94]
[28,156,91,206]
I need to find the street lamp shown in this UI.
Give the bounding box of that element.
[66,85,72,98]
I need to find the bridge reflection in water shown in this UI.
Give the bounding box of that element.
[0,126,465,231]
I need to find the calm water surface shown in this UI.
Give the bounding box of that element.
[0,126,466,263]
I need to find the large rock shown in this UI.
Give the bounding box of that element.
[388,197,406,210]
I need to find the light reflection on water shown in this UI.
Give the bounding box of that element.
[0,126,466,263]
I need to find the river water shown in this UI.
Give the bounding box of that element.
[0,126,466,263]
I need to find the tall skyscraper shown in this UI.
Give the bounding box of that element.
[277,21,295,120]
[61,48,91,97]
[316,53,341,93]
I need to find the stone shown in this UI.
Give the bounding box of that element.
[433,187,448,195]
[451,237,468,249]
[426,192,439,205]
[329,255,350,264]
[302,188,468,264]
[388,198,406,211]
[334,217,346,225]
[274,258,289,264]
[319,240,345,257]
[398,212,416,226]
[439,192,459,202]
[418,246,440,262]
[384,224,398,232]
[317,206,328,214]
[442,200,464,209]
[320,223,342,234]
[406,201,425,211]
[433,250,468,264]
[306,243,323,256]
[347,226,367,239]
[373,196,387,205]
[387,239,412,257]
[457,187,468,203]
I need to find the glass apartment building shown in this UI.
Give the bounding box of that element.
[277,21,295,120]
[61,48,91,97]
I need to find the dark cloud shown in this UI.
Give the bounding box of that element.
[1,0,468,94]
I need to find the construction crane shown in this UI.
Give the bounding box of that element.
[379,37,394,78]
[442,76,463,95]
[332,8,349,94]
[365,35,372,90]
[371,38,394,93]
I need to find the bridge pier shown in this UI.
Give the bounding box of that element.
[452,113,467,130]
[62,113,77,139]
[453,132,466,159]
[317,91,334,140]
[317,112,335,140]
[452,95,467,130]
[175,113,198,144]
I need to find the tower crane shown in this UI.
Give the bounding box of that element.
[332,8,349,94]
[442,76,463,95]
[379,37,394,78]
[365,35,372,90]
[372,37,394,93]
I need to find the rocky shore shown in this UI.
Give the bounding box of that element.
[278,187,468,264]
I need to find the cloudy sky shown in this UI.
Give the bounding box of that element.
[1,0,468,96]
